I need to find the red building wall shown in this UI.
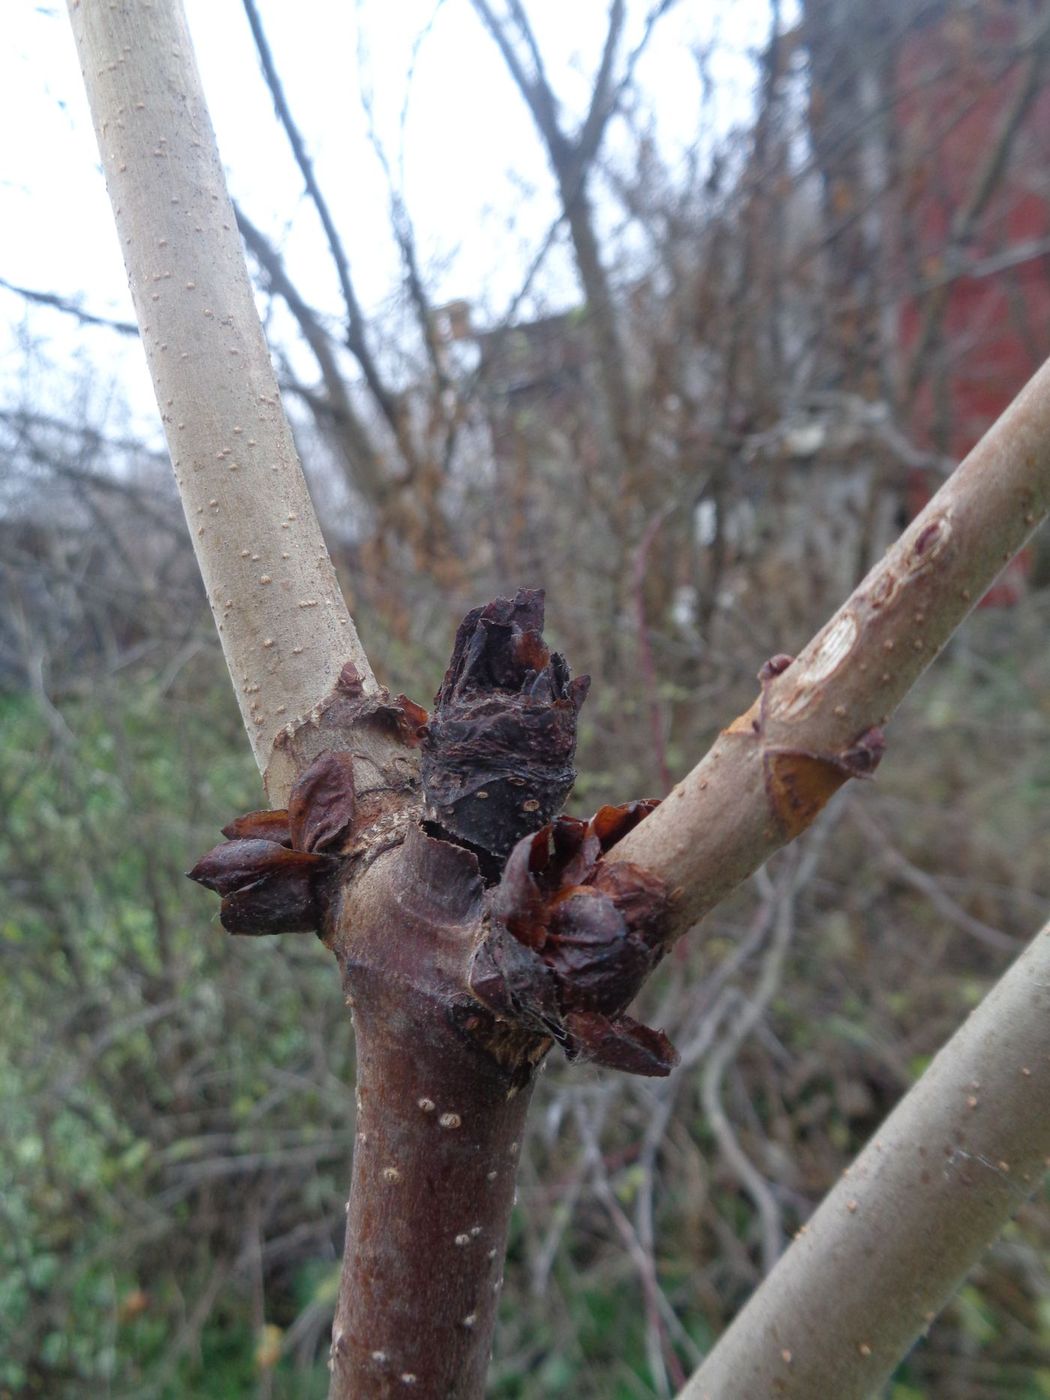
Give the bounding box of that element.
[895,2,1050,600]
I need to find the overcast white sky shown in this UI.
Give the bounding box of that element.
[2,1,774,440]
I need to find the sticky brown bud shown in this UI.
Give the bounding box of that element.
[421,590,589,857]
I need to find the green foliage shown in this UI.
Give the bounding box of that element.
[0,663,352,1396]
[2,598,1049,1395]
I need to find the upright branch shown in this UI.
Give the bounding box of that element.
[68,0,375,791]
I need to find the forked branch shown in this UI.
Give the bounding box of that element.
[70,6,1050,1399]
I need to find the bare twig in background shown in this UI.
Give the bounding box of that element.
[632,504,675,794]
[576,1094,688,1397]
[0,274,139,335]
[848,796,1020,953]
[240,0,412,467]
[471,0,678,472]
[701,837,827,1276]
[354,0,451,404]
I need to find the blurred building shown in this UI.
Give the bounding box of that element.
[806,0,1050,600]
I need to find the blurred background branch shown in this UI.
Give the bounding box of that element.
[3,0,1049,1394]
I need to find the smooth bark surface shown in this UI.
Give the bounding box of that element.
[68,0,375,788]
[680,921,1050,1400]
[615,354,1050,937]
[328,835,538,1398]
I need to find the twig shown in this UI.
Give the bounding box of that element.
[680,919,1050,1400]
[701,839,825,1275]
[848,797,1020,953]
[632,504,675,793]
[575,1096,685,1396]
[240,0,408,458]
[354,0,450,403]
[614,351,1050,937]
[0,275,139,335]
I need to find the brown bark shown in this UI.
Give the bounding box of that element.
[189,594,676,1396]
[328,833,537,1397]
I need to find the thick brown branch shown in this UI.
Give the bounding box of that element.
[188,594,666,1397]
[327,833,538,1399]
[613,354,1050,937]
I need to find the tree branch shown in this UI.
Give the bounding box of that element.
[477,0,562,150]
[67,0,377,796]
[679,919,1050,1400]
[234,205,390,508]
[0,274,139,335]
[612,353,1050,937]
[576,0,627,166]
[700,838,825,1279]
[470,0,644,465]
[354,12,451,403]
[240,0,409,456]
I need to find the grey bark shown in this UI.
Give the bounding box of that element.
[67,0,376,792]
[680,920,1050,1399]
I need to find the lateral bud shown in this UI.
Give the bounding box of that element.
[187,749,358,935]
[469,801,678,1077]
